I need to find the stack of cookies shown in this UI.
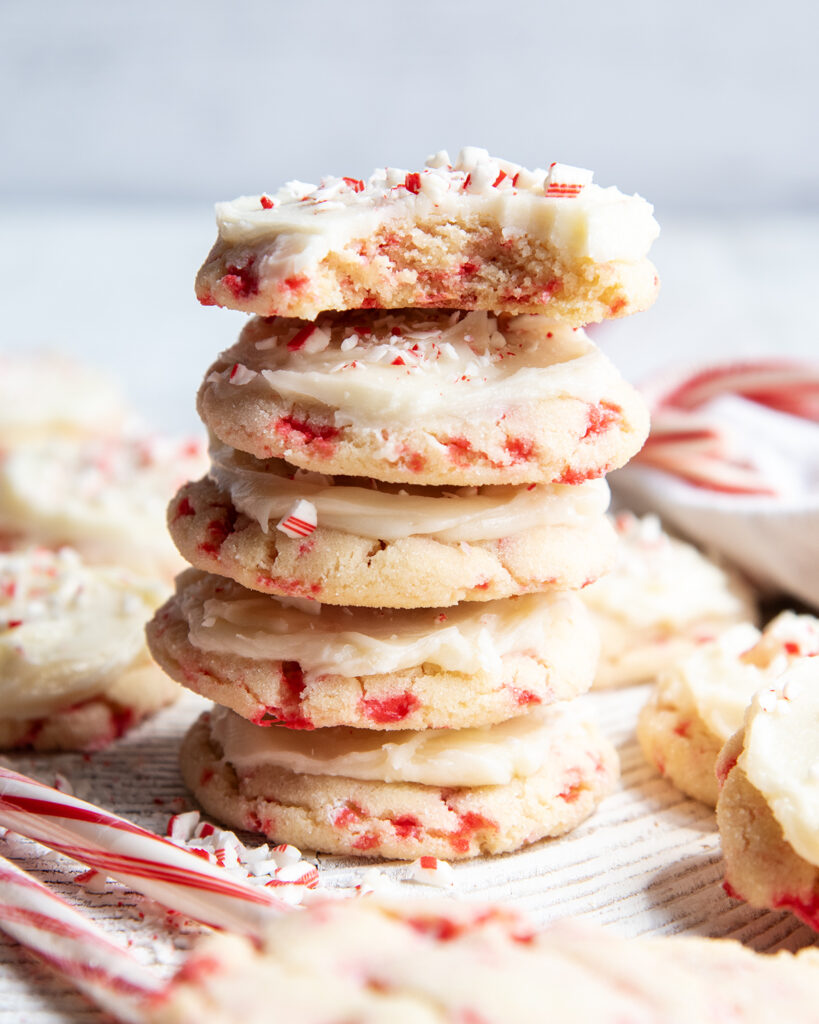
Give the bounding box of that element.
[148,148,659,859]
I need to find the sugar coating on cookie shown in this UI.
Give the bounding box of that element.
[0,546,178,750]
[717,657,819,929]
[583,512,757,688]
[0,353,127,446]
[181,704,618,858]
[195,148,659,323]
[0,433,207,578]
[199,311,649,486]
[154,897,819,1024]
[148,569,599,730]
[638,611,819,805]
[167,471,617,607]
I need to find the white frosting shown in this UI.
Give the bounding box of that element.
[742,657,819,867]
[584,513,748,631]
[0,547,166,717]
[210,702,583,786]
[209,311,623,429]
[0,434,207,562]
[0,353,126,443]
[180,572,586,678]
[210,446,610,542]
[212,148,659,285]
[656,612,819,742]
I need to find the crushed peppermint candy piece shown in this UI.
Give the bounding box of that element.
[408,855,456,888]
[228,363,258,385]
[276,499,318,539]
[544,163,594,197]
[164,810,319,905]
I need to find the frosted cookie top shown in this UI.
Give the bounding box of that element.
[656,611,819,742]
[179,570,592,679]
[210,445,611,543]
[0,433,207,577]
[741,656,819,868]
[0,547,166,718]
[0,353,127,445]
[209,701,594,787]
[155,896,819,1024]
[584,512,754,633]
[196,148,660,322]
[583,512,756,687]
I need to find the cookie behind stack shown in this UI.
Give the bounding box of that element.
[149,149,660,857]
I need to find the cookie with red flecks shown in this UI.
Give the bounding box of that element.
[195,148,659,323]
[166,467,617,609]
[0,546,179,751]
[197,310,649,487]
[716,657,819,930]
[0,432,207,580]
[583,511,757,690]
[638,611,819,806]
[180,702,618,859]
[154,894,819,1024]
[146,569,599,731]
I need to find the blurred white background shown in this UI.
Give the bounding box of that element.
[1,0,817,433]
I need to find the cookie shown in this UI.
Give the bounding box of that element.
[583,512,757,689]
[181,703,618,859]
[147,569,599,731]
[638,612,819,805]
[198,310,650,486]
[0,352,127,446]
[195,149,659,324]
[716,657,819,930]
[0,547,179,751]
[0,433,207,579]
[155,897,819,1024]
[167,470,617,608]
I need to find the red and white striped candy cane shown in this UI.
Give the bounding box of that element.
[635,359,819,495]
[0,852,160,1023]
[0,766,288,938]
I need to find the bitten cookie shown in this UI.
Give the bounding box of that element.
[167,468,617,608]
[154,897,819,1024]
[0,547,179,751]
[583,512,757,689]
[195,148,659,324]
[716,657,819,930]
[198,310,649,486]
[0,433,207,579]
[181,704,618,859]
[147,569,599,731]
[638,612,819,805]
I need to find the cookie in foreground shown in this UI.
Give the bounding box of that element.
[151,896,819,1023]
[180,704,618,859]
[195,148,659,323]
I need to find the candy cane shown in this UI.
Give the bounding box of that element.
[0,852,160,1024]
[0,766,288,938]
[635,359,819,494]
